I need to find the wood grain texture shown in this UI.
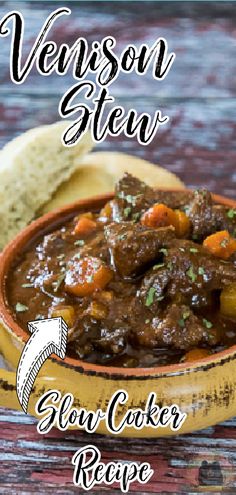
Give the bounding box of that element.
[0,1,236,493]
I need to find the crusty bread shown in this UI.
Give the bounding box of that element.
[41,151,185,213]
[0,122,93,248]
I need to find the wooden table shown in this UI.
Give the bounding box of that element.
[0,1,236,493]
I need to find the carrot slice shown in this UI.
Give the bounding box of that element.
[65,256,113,297]
[141,203,190,236]
[203,230,236,259]
[74,216,97,236]
[99,201,114,221]
[141,203,177,229]
[173,210,191,237]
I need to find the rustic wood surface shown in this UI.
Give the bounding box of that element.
[0,1,236,493]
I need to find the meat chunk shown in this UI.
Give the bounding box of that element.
[212,205,236,236]
[188,190,236,240]
[115,173,156,221]
[135,304,218,350]
[139,239,236,308]
[67,294,132,359]
[105,222,175,277]
[188,189,215,240]
[115,173,191,221]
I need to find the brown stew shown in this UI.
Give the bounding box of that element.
[7,174,236,367]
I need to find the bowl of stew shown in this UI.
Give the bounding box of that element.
[1,173,236,436]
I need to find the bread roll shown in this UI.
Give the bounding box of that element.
[0,122,93,248]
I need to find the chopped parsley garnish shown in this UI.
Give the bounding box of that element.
[178,311,190,328]
[190,247,198,254]
[132,212,141,222]
[145,287,156,307]
[203,318,213,329]
[126,194,139,206]
[124,206,132,218]
[198,266,205,276]
[118,233,127,241]
[159,248,168,256]
[167,262,173,271]
[220,238,229,248]
[74,239,85,246]
[53,273,65,292]
[15,302,29,312]
[21,283,34,288]
[145,319,150,324]
[227,209,236,219]
[125,194,134,203]
[186,265,197,283]
[118,192,141,206]
[153,263,165,270]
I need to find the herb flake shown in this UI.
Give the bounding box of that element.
[198,266,205,276]
[186,265,197,283]
[190,247,198,254]
[132,212,141,222]
[53,273,65,292]
[16,302,29,312]
[159,248,168,256]
[145,287,156,307]
[203,318,213,329]
[227,209,236,219]
[74,239,85,246]
[124,206,132,218]
[153,263,165,270]
[178,311,190,328]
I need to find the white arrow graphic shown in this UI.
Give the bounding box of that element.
[16,317,68,413]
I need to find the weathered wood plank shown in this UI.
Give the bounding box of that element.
[0,408,236,492]
[0,97,235,199]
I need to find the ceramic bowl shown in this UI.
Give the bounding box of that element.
[0,191,236,437]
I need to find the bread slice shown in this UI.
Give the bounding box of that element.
[0,122,93,248]
[41,151,185,213]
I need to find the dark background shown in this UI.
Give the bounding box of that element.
[0,1,236,493]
